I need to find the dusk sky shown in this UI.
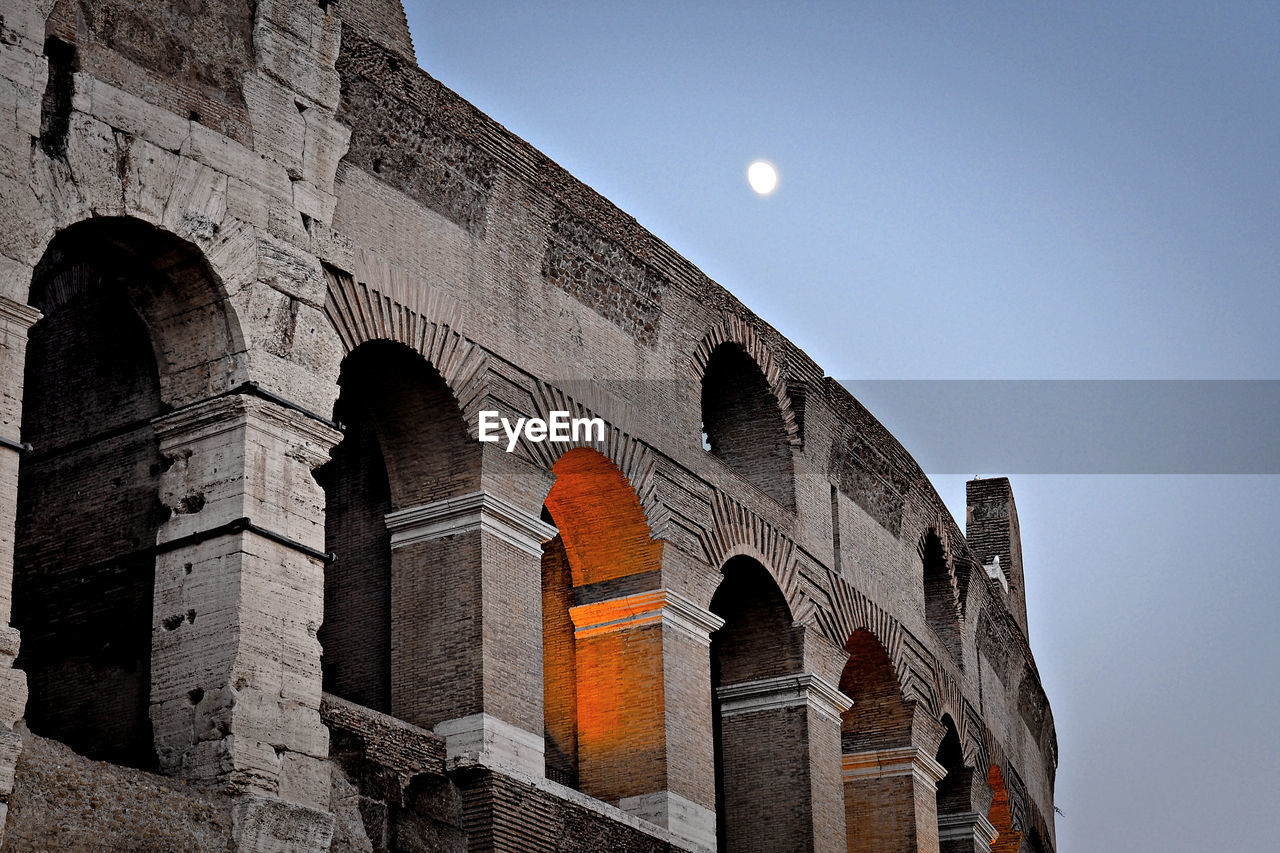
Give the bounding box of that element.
[406,3,1279,849]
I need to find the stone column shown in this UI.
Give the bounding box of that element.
[569,589,723,850]
[0,295,39,843]
[843,746,948,853]
[717,672,852,853]
[149,393,341,853]
[385,488,555,777]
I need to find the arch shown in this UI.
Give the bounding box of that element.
[840,629,913,753]
[986,764,1023,853]
[13,218,239,768]
[699,490,803,617]
[323,255,491,433]
[27,217,244,406]
[699,340,797,508]
[540,447,662,794]
[839,628,927,853]
[543,447,661,588]
[316,340,481,713]
[691,317,800,447]
[709,555,806,851]
[920,528,962,660]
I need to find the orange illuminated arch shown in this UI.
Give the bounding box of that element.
[987,764,1023,853]
[543,448,661,586]
[541,448,662,793]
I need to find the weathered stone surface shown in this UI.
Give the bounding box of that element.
[4,727,234,852]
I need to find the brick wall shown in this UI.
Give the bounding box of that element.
[318,412,393,712]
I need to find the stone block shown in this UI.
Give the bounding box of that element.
[122,136,179,223]
[0,726,22,790]
[63,112,125,218]
[0,665,26,728]
[77,74,190,152]
[242,72,306,178]
[254,26,340,111]
[232,794,335,853]
[279,751,332,811]
[182,118,292,199]
[162,156,229,243]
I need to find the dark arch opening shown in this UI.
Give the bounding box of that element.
[920,530,962,660]
[316,340,478,713]
[839,629,911,753]
[700,343,795,508]
[13,219,230,768]
[935,715,965,817]
[710,555,804,851]
[839,628,918,853]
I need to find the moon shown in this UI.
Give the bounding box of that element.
[747,160,778,195]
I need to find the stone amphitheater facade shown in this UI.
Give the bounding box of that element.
[0,1,1057,851]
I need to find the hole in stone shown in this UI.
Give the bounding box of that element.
[187,687,204,705]
[162,614,184,631]
[188,110,201,123]
[295,100,308,114]
[372,157,383,174]
[186,609,196,624]
[184,563,193,575]
[179,493,205,514]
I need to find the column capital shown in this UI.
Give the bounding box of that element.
[0,297,42,330]
[152,392,342,457]
[569,589,725,646]
[717,673,852,723]
[842,746,948,788]
[385,490,556,556]
[938,811,1000,847]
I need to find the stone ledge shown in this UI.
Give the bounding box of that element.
[319,692,446,777]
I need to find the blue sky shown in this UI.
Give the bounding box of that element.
[405,3,1279,848]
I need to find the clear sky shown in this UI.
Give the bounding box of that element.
[404,3,1279,849]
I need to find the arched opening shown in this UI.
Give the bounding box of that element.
[710,555,805,851]
[986,764,1023,853]
[920,530,962,659]
[935,715,966,827]
[13,219,233,768]
[316,340,480,716]
[541,447,662,796]
[839,629,920,853]
[700,343,795,508]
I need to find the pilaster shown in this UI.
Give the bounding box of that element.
[385,488,555,776]
[570,589,723,850]
[938,811,999,853]
[149,393,341,852]
[0,295,39,844]
[717,669,852,853]
[843,747,948,853]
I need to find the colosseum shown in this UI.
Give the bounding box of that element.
[0,1,1057,850]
